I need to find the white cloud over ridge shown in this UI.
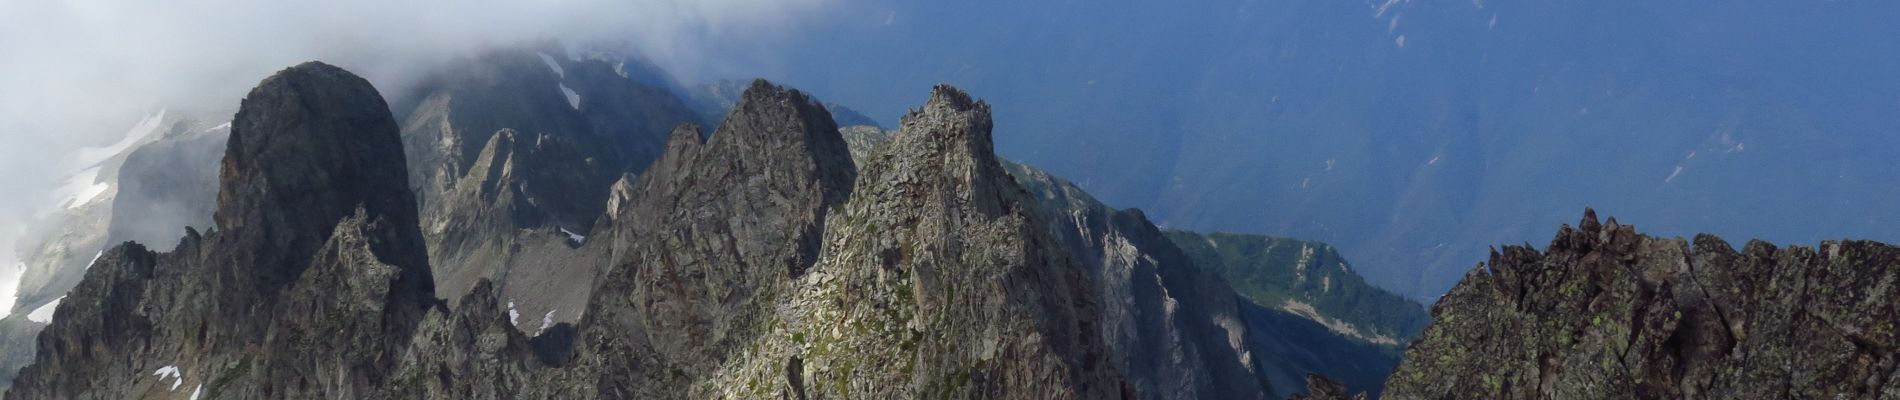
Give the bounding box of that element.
[0,0,841,294]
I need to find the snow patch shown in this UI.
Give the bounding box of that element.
[507,301,519,326]
[55,167,111,210]
[1395,35,1407,48]
[538,309,557,334]
[190,384,203,400]
[205,121,231,132]
[72,109,167,169]
[153,365,184,391]
[26,296,64,323]
[560,227,587,244]
[537,52,565,78]
[87,251,101,270]
[1427,155,1441,166]
[1665,166,1685,183]
[560,84,581,110]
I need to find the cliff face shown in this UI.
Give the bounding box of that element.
[1383,209,1900,399]
[8,61,438,399]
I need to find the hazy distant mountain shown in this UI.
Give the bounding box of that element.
[737,0,1900,301]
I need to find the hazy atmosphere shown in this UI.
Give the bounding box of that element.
[3,1,1899,398]
[0,0,843,311]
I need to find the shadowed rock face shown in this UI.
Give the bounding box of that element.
[215,61,431,295]
[8,61,438,399]
[1383,209,1900,399]
[564,79,859,397]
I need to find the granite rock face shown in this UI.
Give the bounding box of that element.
[1384,209,1900,399]
[687,84,1119,399]
[8,61,438,399]
[565,79,859,397]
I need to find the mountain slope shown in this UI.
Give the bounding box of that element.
[1166,231,1429,346]
[399,48,700,327]
[1003,160,1414,397]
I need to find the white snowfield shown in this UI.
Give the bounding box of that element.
[71,109,166,169]
[538,52,565,78]
[25,296,64,323]
[539,309,558,334]
[54,167,110,210]
[560,227,587,244]
[152,365,184,391]
[560,84,581,110]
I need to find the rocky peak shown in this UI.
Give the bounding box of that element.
[711,79,856,209]
[1384,209,1900,399]
[886,84,1016,217]
[214,61,429,293]
[563,79,858,396]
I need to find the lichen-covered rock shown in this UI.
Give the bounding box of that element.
[1384,209,1900,399]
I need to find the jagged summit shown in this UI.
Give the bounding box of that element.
[710,79,855,208]
[215,60,429,293]
[1384,209,1900,399]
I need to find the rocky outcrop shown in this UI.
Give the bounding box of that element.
[688,84,1120,399]
[8,61,437,399]
[561,79,858,397]
[1384,209,1900,399]
[422,128,609,327]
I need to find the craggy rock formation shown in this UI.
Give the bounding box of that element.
[564,79,860,397]
[1384,209,1900,399]
[399,48,699,327]
[9,61,1422,399]
[8,61,438,399]
[687,84,1123,399]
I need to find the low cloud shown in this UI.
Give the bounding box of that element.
[0,0,843,301]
